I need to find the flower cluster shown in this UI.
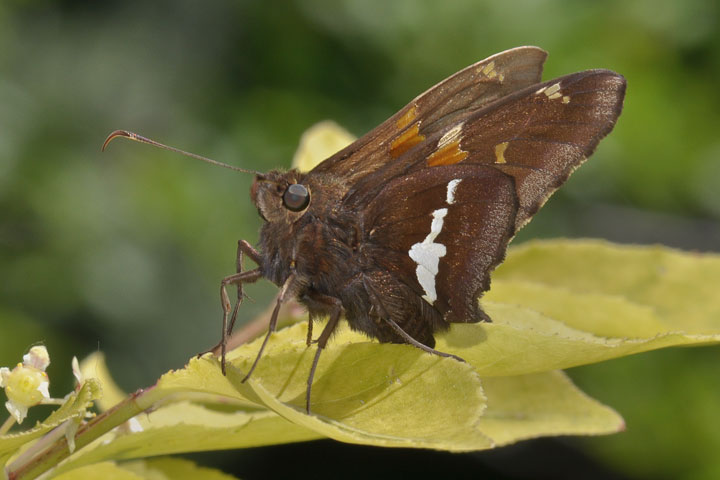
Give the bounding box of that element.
[0,346,52,423]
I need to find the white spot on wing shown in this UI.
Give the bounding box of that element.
[544,82,561,97]
[446,179,461,205]
[409,208,448,304]
[540,82,567,102]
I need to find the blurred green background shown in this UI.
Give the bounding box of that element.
[1,0,719,478]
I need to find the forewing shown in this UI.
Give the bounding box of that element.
[310,46,548,182]
[348,69,626,231]
[459,69,626,230]
[363,164,517,324]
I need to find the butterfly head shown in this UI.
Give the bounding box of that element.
[251,170,311,223]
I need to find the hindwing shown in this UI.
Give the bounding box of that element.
[363,165,517,323]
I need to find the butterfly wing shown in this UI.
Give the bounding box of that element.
[454,69,627,230]
[360,68,626,324]
[351,69,627,227]
[362,164,518,324]
[310,46,548,182]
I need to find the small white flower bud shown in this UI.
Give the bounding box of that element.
[1,346,52,423]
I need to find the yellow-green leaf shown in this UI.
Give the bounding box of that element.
[80,352,127,412]
[53,405,319,474]
[54,458,239,480]
[53,461,145,480]
[488,280,670,338]
[428,239,720,376]
[225,321,622,450]
[53,356,319,474]
[437,301,720,377]
[226,323,491,450]
[291,121,355,172]
[122,457,239,480]
[495,239,720,334]
[477,370,624,445]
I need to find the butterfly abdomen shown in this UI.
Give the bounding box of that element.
[340,268,447,348]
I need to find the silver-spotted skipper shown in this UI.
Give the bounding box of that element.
[104,46,626,413]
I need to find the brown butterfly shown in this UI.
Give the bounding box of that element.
[104,46,626,413]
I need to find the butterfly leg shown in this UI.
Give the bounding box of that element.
[361,275,465,363]
[305,316,314,347]
[216,268,263,373]
[241,273,297,382]
[383,316,465,363]
[227,240,263,336]
[202,240,263,373]
[303,293,343,414]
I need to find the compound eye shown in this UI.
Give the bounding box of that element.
[282,183,310,212]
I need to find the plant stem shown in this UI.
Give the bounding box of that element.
[0,415,16,436]
[6,385,169,480]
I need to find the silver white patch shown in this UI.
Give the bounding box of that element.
[544,82,562,97]
[446,178,462,205]
[409,208,448,304]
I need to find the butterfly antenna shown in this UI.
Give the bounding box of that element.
[102,130,261,175]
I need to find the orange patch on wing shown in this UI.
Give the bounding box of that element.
[427,140,468,167]
[396,105,417,130]
[494,142,509,164]
[390,123,426,158]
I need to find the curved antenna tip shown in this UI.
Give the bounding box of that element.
[100,129,261,175]
[102,130,133,151]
